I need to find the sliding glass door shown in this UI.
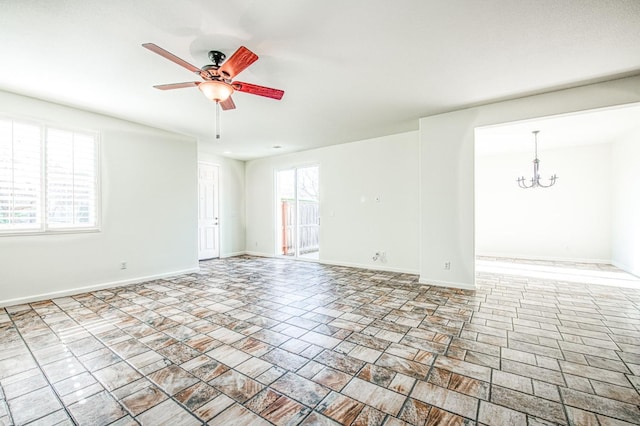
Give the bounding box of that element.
[276,166,319,259]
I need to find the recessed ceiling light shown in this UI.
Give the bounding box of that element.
[223,151,232,154]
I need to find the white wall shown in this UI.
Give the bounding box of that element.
[476,143,612,263]
[420,75,640,289]
[196,147,246,257]
[0,90,198,306]
[245,131,420,273]
[612,127,640,276]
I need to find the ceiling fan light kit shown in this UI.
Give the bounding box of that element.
[198,81,234,102]
[142,43,284,139]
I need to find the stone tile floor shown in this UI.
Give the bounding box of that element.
[1,256,639,425]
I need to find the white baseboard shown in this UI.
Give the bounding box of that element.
[242,251,274,258]
[476,252,611,265]
[317,258,419,275]
[418,278,476,290]
[0,267,200,308]
[611,259,640,278]
[219,251,248,259]
[224,252,419,275]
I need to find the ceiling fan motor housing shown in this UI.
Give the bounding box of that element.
[208,50,226,67]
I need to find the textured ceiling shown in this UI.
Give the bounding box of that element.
[1,0,639,160]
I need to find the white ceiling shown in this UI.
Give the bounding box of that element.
[1,0,639,160]
[475,103,640,156]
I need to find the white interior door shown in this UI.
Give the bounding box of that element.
[198,162,219,260]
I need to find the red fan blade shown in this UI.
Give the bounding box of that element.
[220,96,236,110]
[142,43,200,74]
[219,46,258,79]
[153,82,200,90]
[233,82,284,100]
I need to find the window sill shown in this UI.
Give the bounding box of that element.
[0,227,101,237]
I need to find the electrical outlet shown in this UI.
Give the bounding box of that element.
[120,261,127,270]
[444,261,451,270]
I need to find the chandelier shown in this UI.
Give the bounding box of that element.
[517,130,558,189]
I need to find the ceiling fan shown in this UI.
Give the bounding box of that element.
[142,43,284,138]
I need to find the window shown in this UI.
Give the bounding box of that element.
[0,116,99,234]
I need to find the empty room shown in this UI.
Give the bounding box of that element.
[1,1,640,425]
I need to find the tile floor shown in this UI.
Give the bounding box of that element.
[1,256,639,425]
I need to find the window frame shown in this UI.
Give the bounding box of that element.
[0,114,101,236]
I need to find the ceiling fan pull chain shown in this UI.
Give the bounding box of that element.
[215,101,221,139]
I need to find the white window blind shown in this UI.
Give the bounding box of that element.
[46,129,97,228]
[0,116,99,234]
[0,120,42,230]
